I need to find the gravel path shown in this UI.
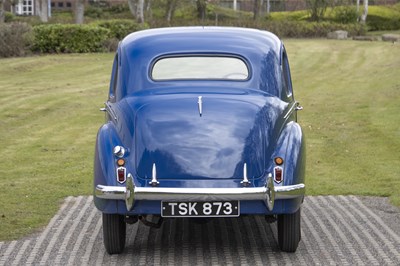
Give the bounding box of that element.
[0,196,399,265]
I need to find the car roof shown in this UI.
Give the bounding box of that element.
[116,27,284,99]
[120,26,282,58]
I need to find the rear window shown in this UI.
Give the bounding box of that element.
[151,56,249,81]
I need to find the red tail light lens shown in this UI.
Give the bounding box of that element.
[274,166,283,183]
[117,167,126,183]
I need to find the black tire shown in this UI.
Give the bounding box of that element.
[102,213,126,254]
[277,208,301,252]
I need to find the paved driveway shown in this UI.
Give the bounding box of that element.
[0,196,399,265]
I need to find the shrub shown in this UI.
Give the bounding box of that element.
[84,6,104,19]
[306,0,330,21]
[95,19,149,40]
[106,3,129,14]
[262,20,366,38]
[0,22,33,58]
[334,6,359,24]
[366,5,400,31]
[4,12,16,23]
[32,24,110,53]
[367,15,400,31]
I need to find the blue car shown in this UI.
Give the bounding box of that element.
[94,27,306,254]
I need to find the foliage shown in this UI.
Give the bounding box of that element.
[333,6,359,24]
[4,11,15,22]
[269,4,400,31]
[306,0,332,21]
[264,20,366,38]
[162,17,365,38]
[366,6,400,31]
[32,24,110,53]
[85,5,104,19]
[0,22,33,57]
[107,3,130,14]
[95,19,149,40]
[270,10,309,21]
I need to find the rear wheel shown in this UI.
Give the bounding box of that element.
[102,213,126,254]
[277,208,301,252]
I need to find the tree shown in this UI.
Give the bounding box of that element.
[0,0,5,23]
[75,0,85,24]
[360,0,368,24]
[136,0,144,23]
[128,0,136,19]
[253,0,263,20]
[166,0,178,24]
[39,0,48,22]
[196,0,207,21]
[306,0,330,22]
[127,0,145,23]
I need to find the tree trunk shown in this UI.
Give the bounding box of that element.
[146,0,152,20]
[360,0,368,24]
[253,0,263,20]
[39,0,48,22]
[196,0,206,20]
[0,0,5,23]
[266,0,270,15]
[166,0,177,23]
[75,0,85,24]
[127,0,136,19]
[136,0,144,23]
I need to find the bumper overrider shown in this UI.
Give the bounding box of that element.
[95,173,305,211]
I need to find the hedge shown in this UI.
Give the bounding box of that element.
[366,5,400,31]
[32,24,110,53]
[263,21,366,38]
[94,19,149,40]
[225,20,366,38]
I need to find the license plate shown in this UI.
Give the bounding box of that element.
[161,201,240,217]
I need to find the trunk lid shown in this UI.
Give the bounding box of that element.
[132,93,285,181]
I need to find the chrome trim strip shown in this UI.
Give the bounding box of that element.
[197,96,203,117]
[240,163,250,186]
[149,163,160,186]
[104,102,118,122]
[283,102,297,119]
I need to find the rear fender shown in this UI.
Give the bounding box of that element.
[271,121,305,212]
[93,123,125,213]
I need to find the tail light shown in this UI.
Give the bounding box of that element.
[117,167,126,183]
[274,166,283,184]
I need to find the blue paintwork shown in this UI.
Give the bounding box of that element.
[94,27,305,215]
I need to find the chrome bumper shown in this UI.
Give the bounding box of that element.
[95,174,305,211]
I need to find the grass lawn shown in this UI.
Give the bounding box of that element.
[286,39,400,204]
[0,53,113,240]
[0,39,399,241]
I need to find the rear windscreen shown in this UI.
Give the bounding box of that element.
[151,56,249,81]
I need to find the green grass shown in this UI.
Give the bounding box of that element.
[0,39,399,241]
[0,54,113,240]
[285,39,400,205]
